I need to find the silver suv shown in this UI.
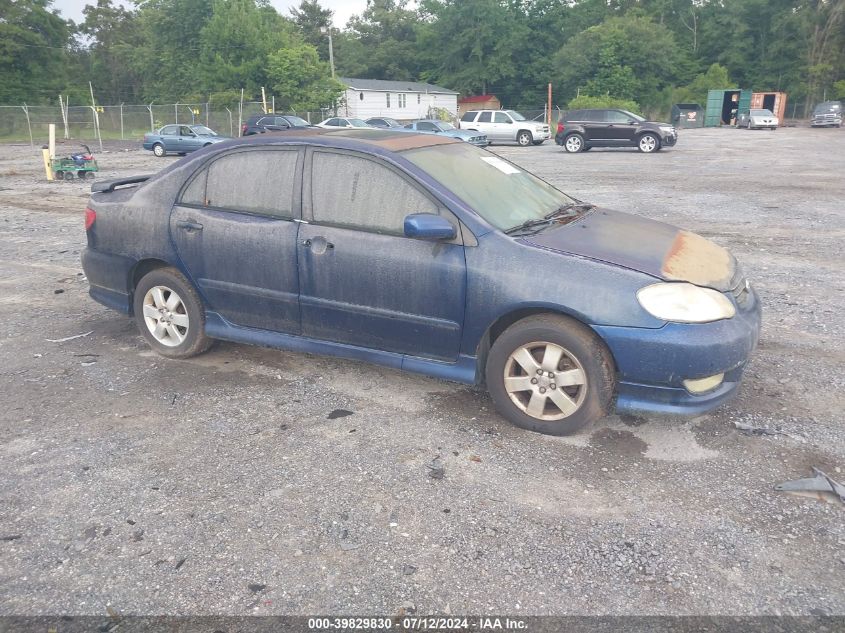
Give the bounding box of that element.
[459,110,550,146]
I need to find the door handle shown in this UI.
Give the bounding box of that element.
[176,220,203,232]
[301,237,334,253]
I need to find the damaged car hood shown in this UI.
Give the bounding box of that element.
[524,208,736,291]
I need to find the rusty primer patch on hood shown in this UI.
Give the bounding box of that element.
[662,230,735,289]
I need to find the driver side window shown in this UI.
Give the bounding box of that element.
[310,151,438,235]
[605,111,631,123]
[493,112,510,124]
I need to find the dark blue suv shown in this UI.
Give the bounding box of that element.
[81,129,760,435]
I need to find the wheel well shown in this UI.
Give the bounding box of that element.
[518,128,532,137]
[129,258,170,308]
[475,307,616,385]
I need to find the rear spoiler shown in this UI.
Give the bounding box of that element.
[91,174,153,193]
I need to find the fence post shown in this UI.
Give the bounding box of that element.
[59,95,69,139]
[21,104,33,148]
[175,103,179,124]
[205,102,209,127]
[148,103,154,132]
[225,108,233,137]
[120,103,124,140]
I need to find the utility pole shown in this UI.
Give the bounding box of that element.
[321,26,335,78]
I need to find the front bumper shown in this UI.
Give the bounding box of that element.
[532,127,551,141]
[661,132,678,146]
[592,286,761,417]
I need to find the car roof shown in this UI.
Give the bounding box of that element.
[194,128,458,156]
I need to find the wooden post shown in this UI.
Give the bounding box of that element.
[547,83,553,127]
[120,103,124,140]
[42,147,54,181]
[261,87,267,114]
[49,123,56,159]
[225,107,233,137]
[175,102,179,124]
[148,103,154,132]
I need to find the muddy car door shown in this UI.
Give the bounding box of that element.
[170,147,304,333]
[297,149,467,361]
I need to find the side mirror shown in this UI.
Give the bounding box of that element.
[404,214,456,241]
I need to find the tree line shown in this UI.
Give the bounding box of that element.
[2,0,844,118]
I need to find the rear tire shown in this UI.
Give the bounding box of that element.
[152,143,166,157]
[563,134,584,153]
[517,130,533,146]
[485,314,615,436]
[133,267,212,359]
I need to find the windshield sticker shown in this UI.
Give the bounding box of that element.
[481,156,521,175]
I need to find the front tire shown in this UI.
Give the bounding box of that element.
[517,130,533,146]
[563,134,585,153]
[152,143,166,157]
[133,267,212,359]
[638,133,659,153]
[485,314,615,435]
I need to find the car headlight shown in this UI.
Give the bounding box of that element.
[637,282,736,323]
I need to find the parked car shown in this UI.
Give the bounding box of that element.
[365,117,403,129]
[242,114,313,136]
[143,124,228,157]
[459,110,550,146]
[810,101,842,127]
[403,119,488,146]
[555,109,677,153]
[736,109,778,130]
[82,129,760,436]
[316,117,372,129]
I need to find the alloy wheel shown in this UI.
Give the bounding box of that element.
[639,135,658,152]
[565,136,582,152]
[503,341,587,421]
[142,285,189,347]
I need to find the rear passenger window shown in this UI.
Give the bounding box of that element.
[478,112,492,123]
[311,152,438,235]
[181,149,299,218]
[586,110,605,122]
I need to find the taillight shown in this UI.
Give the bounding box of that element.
[556,122,565,133]
[85,207,96,230]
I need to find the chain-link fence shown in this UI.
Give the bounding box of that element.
[0,102,329,146]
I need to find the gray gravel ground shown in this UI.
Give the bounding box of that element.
[0,127,843,616]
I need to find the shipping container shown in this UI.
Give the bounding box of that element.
[751,92,787,125]
[705,89,752,127]
[671,103,704,128]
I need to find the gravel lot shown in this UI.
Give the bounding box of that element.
[0,127,843,617]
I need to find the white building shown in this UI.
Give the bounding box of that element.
[339,77,459,121]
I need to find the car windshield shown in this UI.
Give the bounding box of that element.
[384,118,400,126]
[349,119,370,127]
[505,110,526,121]
[751,109,773,116]
[191,125,216,136]
[621,110,646,122]
[403,142,580,232]
[285,116,309,126]
[437,122,456,131]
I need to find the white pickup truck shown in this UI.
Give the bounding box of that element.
[458,109,550,146]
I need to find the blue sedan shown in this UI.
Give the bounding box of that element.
[404,119,489,146]
[143,124,228,157]
[82,129,760,435]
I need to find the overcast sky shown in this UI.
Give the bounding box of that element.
[51,0,368,28]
